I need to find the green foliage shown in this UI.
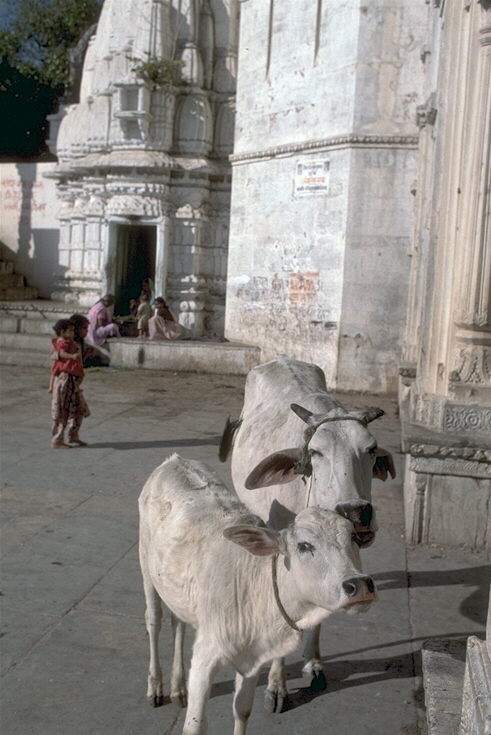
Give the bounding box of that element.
[0,0,102,157]
[131,57,186,88]
[0,0,102,87]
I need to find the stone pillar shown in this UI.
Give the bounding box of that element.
[401,0,491,549]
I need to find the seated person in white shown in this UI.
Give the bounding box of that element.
[148,297,181,340]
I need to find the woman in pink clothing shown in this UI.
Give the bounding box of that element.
[87,294,121,347]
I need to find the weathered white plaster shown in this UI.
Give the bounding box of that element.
[225,0,426,391]
[0,163,59,297]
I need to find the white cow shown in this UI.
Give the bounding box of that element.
[219,355,395,711]
[139,454,377,735]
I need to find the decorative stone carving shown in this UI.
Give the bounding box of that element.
[106,195,162,218]
[411,392,445,429]
[407,442,491,462]
[444,405,491,433]
[450,346,491,384]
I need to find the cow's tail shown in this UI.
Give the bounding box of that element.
[219,417,242,462]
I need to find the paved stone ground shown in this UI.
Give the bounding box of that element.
[1,365,489,735]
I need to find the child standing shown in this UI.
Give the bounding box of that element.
[50,319,90,448]
[136,292,152,338]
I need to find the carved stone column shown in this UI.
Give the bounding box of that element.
[401,0,491,550]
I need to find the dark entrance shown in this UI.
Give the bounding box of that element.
[114,225,156,316]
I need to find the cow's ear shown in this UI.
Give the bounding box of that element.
[245,449,302,489]
[223,525,281,556]
[290,403,314,424]
[351,407,384,426]
[372,447,396,481]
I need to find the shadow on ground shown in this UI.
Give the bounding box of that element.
[374,566,491,626]
[85,436,222,450]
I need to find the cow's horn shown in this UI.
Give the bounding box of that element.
[290,404,314,424]
[352,407,384,425]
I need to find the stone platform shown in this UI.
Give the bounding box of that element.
[0,301,260,375]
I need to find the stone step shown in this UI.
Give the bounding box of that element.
[0,274,25,288]
[0,315,56,334]
[0,332,52,352]
[0,347,52,368]
[0,287,40,300]
[109,337,260,375]
[0,300,84,321]
[0,262,14,275]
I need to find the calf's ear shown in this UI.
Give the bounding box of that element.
[223,525,282,556]
[245,449,303,489]
[372,447,396,481]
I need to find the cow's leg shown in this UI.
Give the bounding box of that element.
[170,612,187,707]
[233,670,261,735]
[183,633,221,735]
[302,624,327,690]
[143,579,164,707]
[264,657,288,713]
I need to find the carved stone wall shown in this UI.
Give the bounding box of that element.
[402,0,491,549]
[48,0,237,335]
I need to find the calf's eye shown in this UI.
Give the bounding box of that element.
[297,542,315,555]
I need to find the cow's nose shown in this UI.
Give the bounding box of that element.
[342,576,375,597]
[336,502,373,527]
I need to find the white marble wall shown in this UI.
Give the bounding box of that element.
[226,0,426,391]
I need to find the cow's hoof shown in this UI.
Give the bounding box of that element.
[170,691,187,709]
[264,689,287,714]
[148,694,164,708]
[309,671,327,692]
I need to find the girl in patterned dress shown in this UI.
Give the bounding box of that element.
[50,319,90,448]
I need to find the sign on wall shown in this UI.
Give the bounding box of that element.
[294,159,330,197]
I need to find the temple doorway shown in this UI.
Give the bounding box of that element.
[114,225,156,316]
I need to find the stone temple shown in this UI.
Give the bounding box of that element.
[48,0,239,336]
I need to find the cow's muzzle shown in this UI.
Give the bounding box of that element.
[336,502,376,548]
[341,575,377,614]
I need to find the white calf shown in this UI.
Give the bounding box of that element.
[139,454,376,735]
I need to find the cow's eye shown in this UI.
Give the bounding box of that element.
[309,448,322,457]
[297,542,315,555]
[368,445,377,456]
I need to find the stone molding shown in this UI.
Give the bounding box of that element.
[406,441,491,478]
[409,455,491,479]
[407,441,491,462]
[229,134,419,165]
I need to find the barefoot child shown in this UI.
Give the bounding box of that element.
[50,319,90,448]
[136,292,152,338]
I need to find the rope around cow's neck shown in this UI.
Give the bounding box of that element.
[272,554,301,632]
[274,415,367,632]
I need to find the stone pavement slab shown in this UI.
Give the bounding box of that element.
[0,365,489,735]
